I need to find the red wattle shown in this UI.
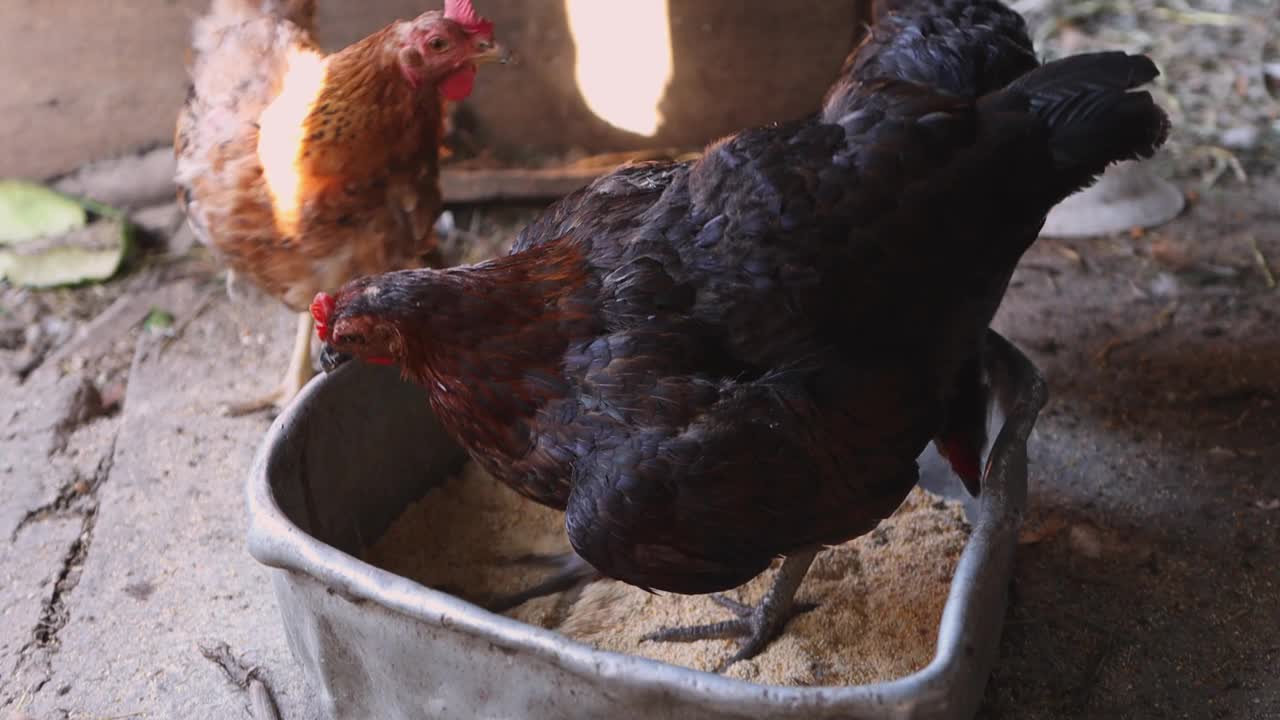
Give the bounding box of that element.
[310,293,335,341]
[439,65,477,101]
[938,438,982,490]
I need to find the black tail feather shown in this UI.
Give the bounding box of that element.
[996,51,1170,190]
[825,0,1038,118]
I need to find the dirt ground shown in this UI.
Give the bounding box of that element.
[977,3,1280,717]
[4,182,1276,720]
[982,175,1280,719]
[1,0,1278,718]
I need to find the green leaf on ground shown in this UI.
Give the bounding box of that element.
[0,180,133,288]
[0,180,88,244]
[144,308,175,334]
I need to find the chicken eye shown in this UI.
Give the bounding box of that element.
[335,333,365,346]
[428,36,450,52]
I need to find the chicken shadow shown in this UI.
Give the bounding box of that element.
[979,329,1280,718]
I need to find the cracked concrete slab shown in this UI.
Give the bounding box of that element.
[1,377,114,539]
[50,146,178,211]
[0,516,81,705]
[0,387,120,710]
[28,279,207,388]
[13,291,312,719]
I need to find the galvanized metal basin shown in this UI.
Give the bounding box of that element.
[247,331,1046,720]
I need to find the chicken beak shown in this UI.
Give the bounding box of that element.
[319,344,352,373]
[471,39,511,65]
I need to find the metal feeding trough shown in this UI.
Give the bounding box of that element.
[246,330,1047,720]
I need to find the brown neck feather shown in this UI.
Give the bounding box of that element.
[300,25,443,178]
[388,239,597,462]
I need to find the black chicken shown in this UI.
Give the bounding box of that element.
[313,0,1168,670]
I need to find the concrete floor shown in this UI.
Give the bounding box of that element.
[1,172,1276,719]
[983,178,1280,719]
[0,1,1277,718]
[2,283,315,719]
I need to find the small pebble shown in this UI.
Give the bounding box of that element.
[1068,523,1104,559]
[1219,125,1259,150]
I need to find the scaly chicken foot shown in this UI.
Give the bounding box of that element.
[640,548,820,672]
[479,551,601,613]
[224,312,315,417]
[704,592,818,619]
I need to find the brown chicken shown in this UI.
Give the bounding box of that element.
[313,0,1167,670]
[175,0,505,415]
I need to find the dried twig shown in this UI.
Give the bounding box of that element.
[1246,236,1276,289]
[1191,145,1249,189]
[1150,7,1245,27]
[1051,241,1086,269]
[1094,301,1180,366]
[199,641,283,720]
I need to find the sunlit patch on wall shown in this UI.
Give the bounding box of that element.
[565,0,673,137]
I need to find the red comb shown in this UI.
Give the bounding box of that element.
[444,0,494,36]
[311,292,336,342]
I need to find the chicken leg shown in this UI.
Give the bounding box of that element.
[640,548,820,672]
[225,312,315,416]
[478,552,600,613]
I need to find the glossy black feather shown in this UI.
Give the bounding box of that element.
[825,0,1039,117]
[499,54,1162,592]
[996,52,1168,188]
[330,1,1169,596]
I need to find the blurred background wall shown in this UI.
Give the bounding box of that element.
[0,0,869,180]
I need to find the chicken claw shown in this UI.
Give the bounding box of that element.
[480,551,600,613]
[640,548,820,673]
[224,312,315,417]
